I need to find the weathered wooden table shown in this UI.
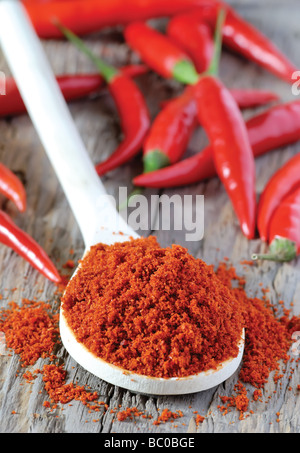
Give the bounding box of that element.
[1,0,300,434]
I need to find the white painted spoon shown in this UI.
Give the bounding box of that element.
[0,0,244,395]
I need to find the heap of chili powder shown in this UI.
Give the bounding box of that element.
[61,236,244,378]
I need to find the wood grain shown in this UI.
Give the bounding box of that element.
[0,0,300,433]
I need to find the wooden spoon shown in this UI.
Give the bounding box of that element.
[0,0,244,395]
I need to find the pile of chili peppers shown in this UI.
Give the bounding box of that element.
[0,0,299,276]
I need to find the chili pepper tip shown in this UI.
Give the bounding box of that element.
[252,237,297,263]
[45,268,62,285]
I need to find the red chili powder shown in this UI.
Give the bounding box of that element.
[61,236,244,378]
[195,414,205,425]
[218,381,249,419]
[0,298,101,409]
[42,364,99,405]
[0,299,59,367]
[215,263,291,389]
[253,389,262,402]
[214,262,300,419]
[153,408,183,425]
[2,238,300,422]
[62,260,75,269]
[116,407,144,421]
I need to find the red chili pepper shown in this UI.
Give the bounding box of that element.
[194,9,256,239]
[143,85,198,173]
[57,24,150,176]
[160,88,279,109]
[146,87,279,173]
[119,64,149,78]
[229,89,279,109]
[252,187,300,262]
[167,14,214,73]
[24,0,297,83]
[0,163,26,212]
[269,188,300,256]
[96,75,151,175]
[245,101,300,156]
[195,75,256,239]
[0,65,148,118]
[222,6,298,84]
[133,100,300,188]
[160,88,278,110]
[23,0,217,39]
[183,3,298,84]
[135,145,216,188]
[124,22,199,84]
[270,186,300,255]
[257,153,300,242]
[0,210,61,283]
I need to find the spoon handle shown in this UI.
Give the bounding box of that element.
[0,0,131,246]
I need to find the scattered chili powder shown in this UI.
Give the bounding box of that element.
[116,407,144,421]
[115,406,182,425]
[0,299,59,367]
[240,260,254,266]
[41,363,99,405]
[218,381,249,419]
[195,414,205,425]
[216,263,291,389]
[215,262,300,418]
[23,370,37,382]
[253,389,262,401]
[153,409,183,425]
[235,390,249,413]
[61,236,244,378]
[62,260,75,269]
[0,296,102,412]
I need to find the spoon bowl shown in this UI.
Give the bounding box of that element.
[0,0,244,395]
[60,313,244,395]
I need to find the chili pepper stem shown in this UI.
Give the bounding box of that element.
[55,21,118,82]
[172,60,199,85]
[143,150,171,173]
[252,237,297,262]
[182,8,225,82]
[205,8,226,77]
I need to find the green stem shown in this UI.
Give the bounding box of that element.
[172,60,199,85]
[55,22,118,82]
[172,7,226,84]
[252,237,297,263]
[143,149,170,173]
[206,8,226,77]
